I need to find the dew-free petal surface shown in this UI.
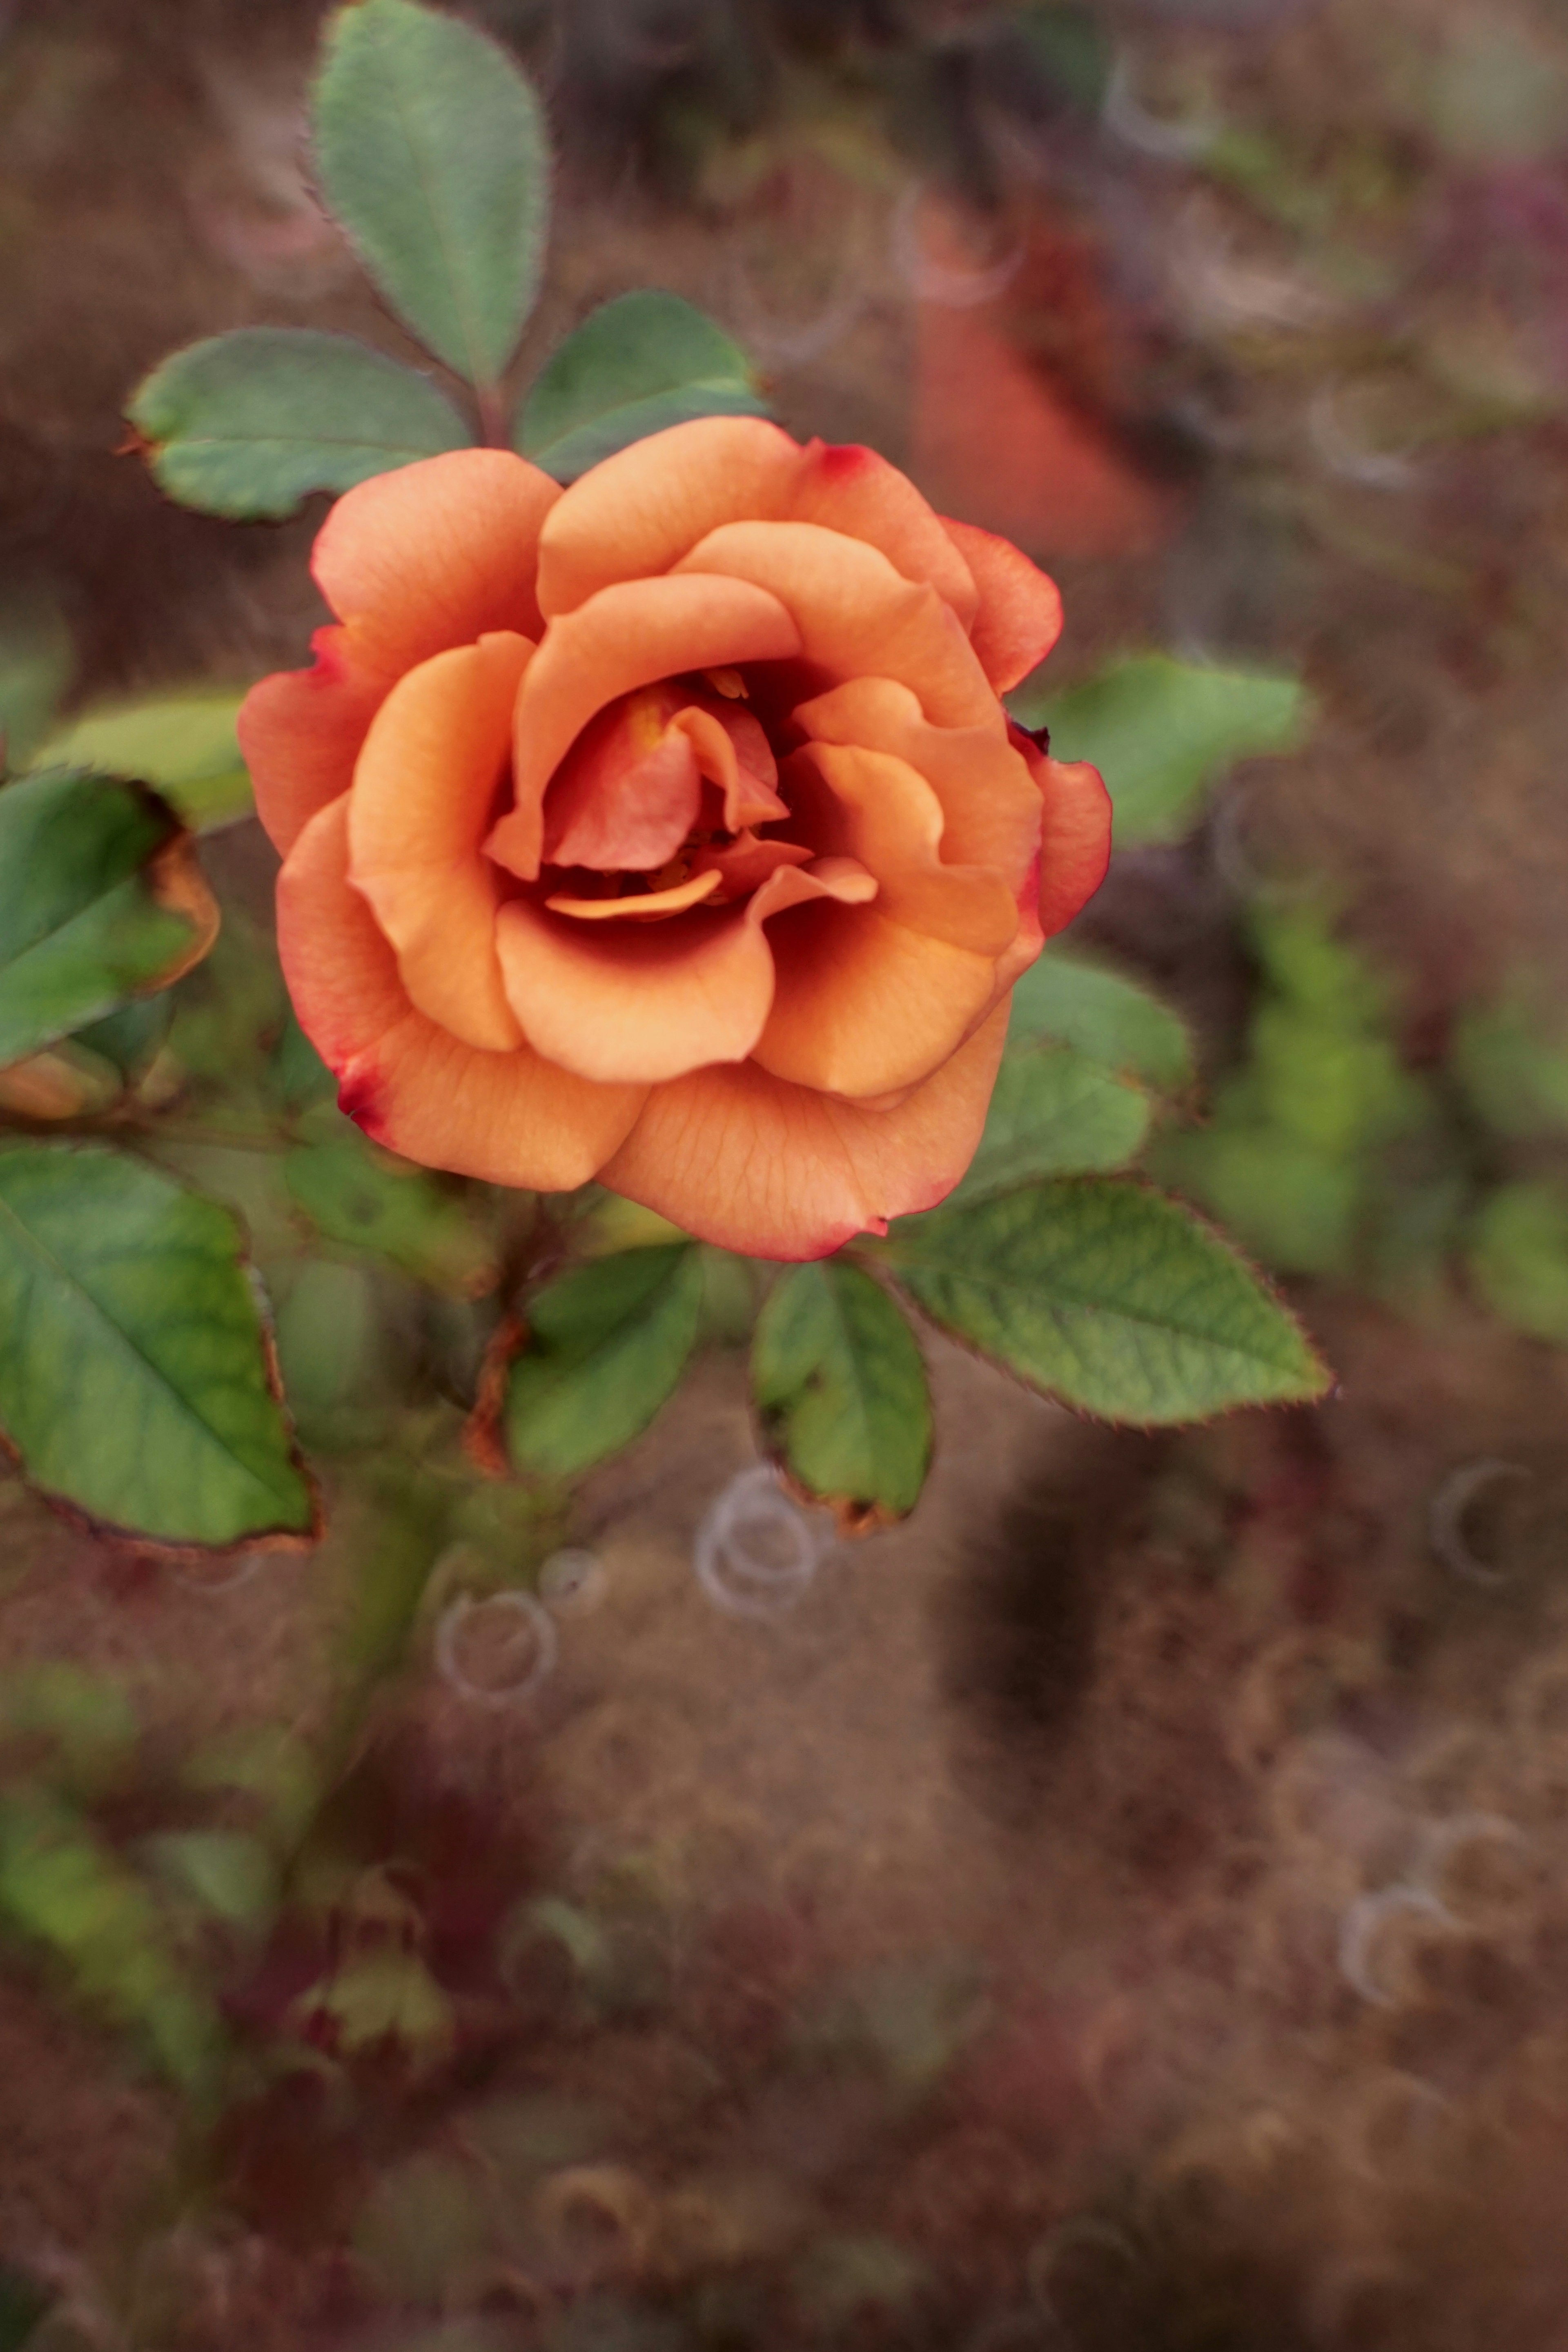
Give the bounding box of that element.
[675,522,999,731]
[278,797,643,1188]
[1017,737,1114,939]
[783,742,1018,954]
[348,631,530,1052]
[784,443,978,626]
[535,415,804,616]
[489,572,800,881]
[495,856,873,1086]
[239,624,390,857]
[940,515,1064,691]
[756,896,999,1098]
[600,1000,1011,1259]
[313,448,560,668]
[793,677,1040,889]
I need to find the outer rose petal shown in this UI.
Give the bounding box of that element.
[488,573,801,881]
[536,417,984,630]
[674,523,1000,732]
[313,449,561,670]
[1014,733,1114,938]
[240,624,390,856]
[347,631,531,1054]
[755,899,999,1098]
[535,417,804,617]
[599,1001,1012,1259]
[783,443,979,626]
[493,857,876,1087]
[793,677,1040,891]
[939,516,1064,692]
[277,799,644,1188]
[782,742,1018,954]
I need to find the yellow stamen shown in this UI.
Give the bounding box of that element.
[704,666,747,700]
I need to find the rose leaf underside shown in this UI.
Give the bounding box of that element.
[504,1243,706,1479]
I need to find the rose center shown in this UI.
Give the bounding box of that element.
[534,669,811,919]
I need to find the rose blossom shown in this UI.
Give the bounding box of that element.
[240,417,1110,1258]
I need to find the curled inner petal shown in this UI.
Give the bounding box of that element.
[546,869,723,920]
[489,572,801,882]
[543,690,704,871]
[781,741,1020,956]
[494,857,875,1087]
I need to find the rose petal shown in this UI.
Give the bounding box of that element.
[939,516,1063,691]
[755,895,1000,1098]
[1013,733,1114,938]
[546,869,723,919]
[692,835,813,897]
[494,856,875,1087]
[544,695,704,871]
[535,416,805,617]
[785,442,979,626]
[488,573,801,882]
[793,677,1040,890]
[240,624,391,856]
[782,742,1019,954]
[346,631,530,1054]
[599,1001,1011,1258]
[673,521,1000,731]
[680,699,781,804]
[314,448,561,670]
[278,798,644,1189]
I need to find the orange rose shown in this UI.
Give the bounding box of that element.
[241,418,1110,1258]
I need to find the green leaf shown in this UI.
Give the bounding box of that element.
[1466,1178,1568,1344]
[127,328,471,521]
[1007,947,1194,1095]
[955,1043,1152,1203]
[752,1262,931,1521]
[1010,653,1310,846]
[880,1177,1328,1423]
[0,769,217,1066]
[284,1137,498,1295]
[506,1244,704,1479]
[518,291,771,483]
[312,0,550,389]
[0,1144,315,1545]
[35,686,254,832]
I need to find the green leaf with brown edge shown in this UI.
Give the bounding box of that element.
[518,291,771,483]
[0,768,217,1067]
[284,1137,498,1296]
[1009,652,1310,846]
[0,1144,315,1546]
[127,328,472,521]
[752,1261,931,1523]
[312,0,550,392]
[35,687,254,833]
[879,1176,1328,1425]
[506,1243,704,1479]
